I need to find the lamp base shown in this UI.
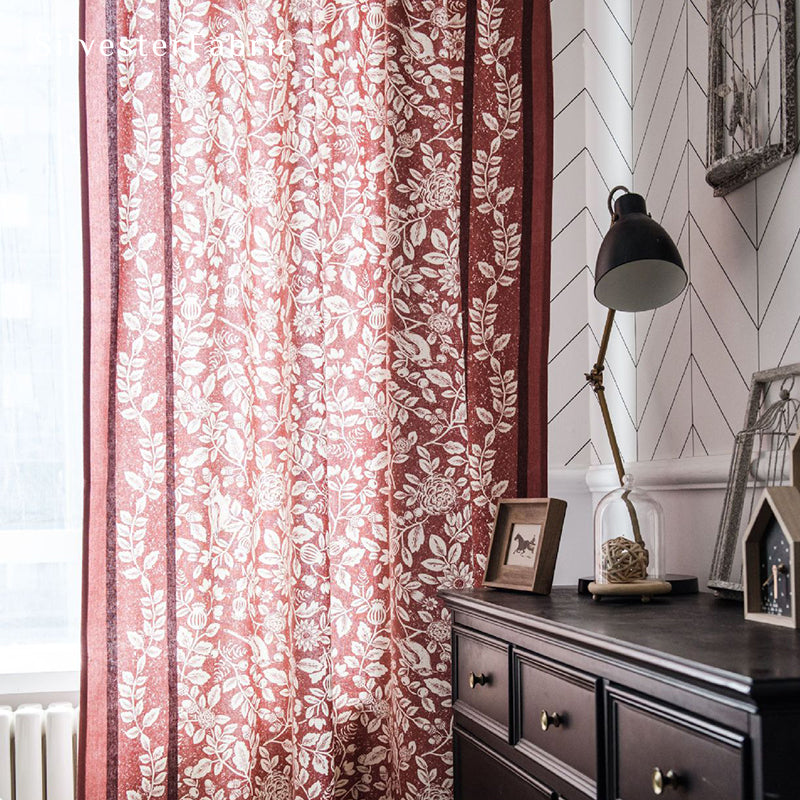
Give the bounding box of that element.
[578,574,698,595]
[587,579,672,603]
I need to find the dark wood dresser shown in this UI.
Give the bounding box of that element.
[440,588,800,800]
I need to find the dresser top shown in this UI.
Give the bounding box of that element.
[440,587,800,696]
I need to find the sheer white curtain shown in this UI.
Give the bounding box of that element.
[0,0,82,671]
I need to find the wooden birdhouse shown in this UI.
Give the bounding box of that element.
[743,486,800,627]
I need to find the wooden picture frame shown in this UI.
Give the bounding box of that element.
[743,487,800,628]
[483,498,567,594]
[709,362,800,597]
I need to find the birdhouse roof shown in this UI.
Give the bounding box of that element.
[744,486,800,546]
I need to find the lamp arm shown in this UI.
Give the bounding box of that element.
[586,309,625,485]
[593,371,626,486]
[586,308,645,549]
[595,308,615,373]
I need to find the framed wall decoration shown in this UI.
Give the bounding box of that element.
[706,0,798,196]
[709,363,800,597]
[483,498,567,594]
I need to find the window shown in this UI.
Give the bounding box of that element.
[0,1,82,681]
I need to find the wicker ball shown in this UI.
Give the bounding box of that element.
[600,536,649,583]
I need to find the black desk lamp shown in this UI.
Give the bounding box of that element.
[584,186,695,600]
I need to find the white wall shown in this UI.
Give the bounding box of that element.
[548,0,800,587]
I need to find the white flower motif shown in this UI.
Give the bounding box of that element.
[295,306,322,336]
[394,437,412,454]
[427,311,452,333]
[189,398,211,420]
[257,773,290,800]
[397,132,416,149]
[436,257,460,298]
[363,95,387,123]
[289,0,313,23]
[254,307,279,332]
[181,693,227,734]
[294,619,322,651]
[263,609,286,634]
[440,561,472,590]
[421,168,457,210]
[259,260,282,291]
[420,787,450,800]
[418,475,457,514]
[249,167,278,207]
[444,28,465,61]
[184,87,206,109]
[256,470,284,510]
[371,697,390,718]
[247,3,268,26]
[427,619,450,643]
[430,8,449,27]
[363,397,387,421]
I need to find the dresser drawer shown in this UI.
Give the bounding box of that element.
[455,729,556,800]
[514,650,598,797]
[610,688,747,799]
[453,626,509,737]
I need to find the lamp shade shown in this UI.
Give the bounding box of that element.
[594,192,687,312]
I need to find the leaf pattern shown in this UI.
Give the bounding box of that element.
[82,0,544,798]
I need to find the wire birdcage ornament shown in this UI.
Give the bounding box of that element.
[706,0,798,195]
[710,373,800,597]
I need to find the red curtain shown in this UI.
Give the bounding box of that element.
[80,1,552,798]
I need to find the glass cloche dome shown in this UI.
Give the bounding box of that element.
[590,474,671,600]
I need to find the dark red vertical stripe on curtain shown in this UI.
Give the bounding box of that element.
[520,0,554,498]
[159,0,179,795]
[102,2,120,797]
[459,0,553,575]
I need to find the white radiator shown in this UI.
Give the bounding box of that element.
[0,704,77,800]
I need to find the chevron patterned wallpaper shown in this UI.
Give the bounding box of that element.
[548,0,800,470]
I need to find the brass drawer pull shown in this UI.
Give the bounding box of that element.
[540,710,562,731]
[468,671,488,688]
[652,767,680,795]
